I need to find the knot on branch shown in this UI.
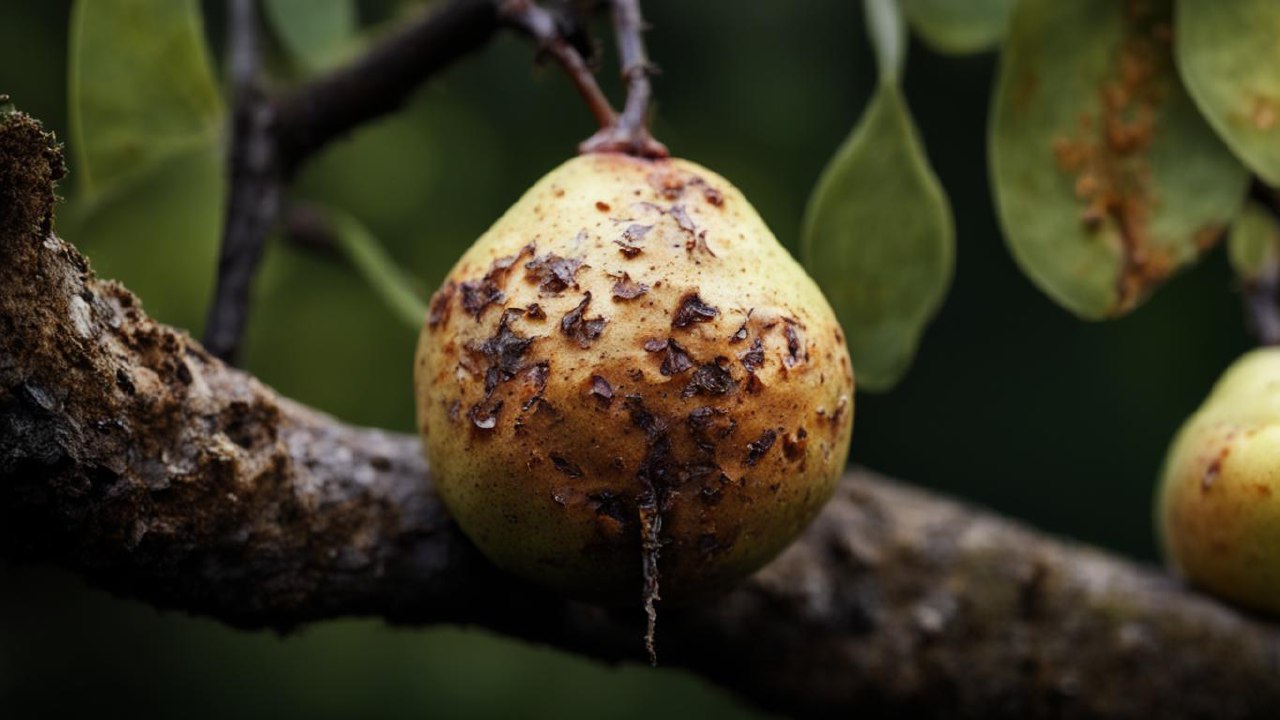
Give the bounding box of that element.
[0,112,64,242]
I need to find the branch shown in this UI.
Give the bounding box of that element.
[499,0,618,130]
[204,0,624,364]
[1245,178,1280,346]
[4,115,1280,719]
[204,0,280,363]
[580,0,668,158]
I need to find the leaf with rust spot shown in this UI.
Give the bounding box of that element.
[1177,0,1280,186]
[991,0,1248,320]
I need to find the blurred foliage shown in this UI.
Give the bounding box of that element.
[0,0,1266,717]
[803,0,953,391]
[990,0,1247,321]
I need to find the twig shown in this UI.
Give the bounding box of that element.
[5,120,1280,718]
[271,0,501,175]
[499,0,618,130]
[203,0,281,363]
[580,0,668,158]
[1245,178,1280,346]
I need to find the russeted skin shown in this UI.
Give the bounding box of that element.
[415,153,854,604]
[1158,348,1280,614]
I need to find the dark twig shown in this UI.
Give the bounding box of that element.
[499,0,618,130]
[580,0,668,158]
[204,0,282,364]
[271,0,501,175]
[1244,179,1280,346]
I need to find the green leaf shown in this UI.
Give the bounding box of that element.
[69,0,224,199]
[264,0,357,73]
[902,0,1013,55]
[802,83,955,392]
[1228,201,1280,283]
[324,207,429,329]
[1176,0,1280,186]
[990,0,1248,320]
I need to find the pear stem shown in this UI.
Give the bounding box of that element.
[499,0,619,131]
[581,0,669,159]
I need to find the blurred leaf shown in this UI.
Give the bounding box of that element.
[902,0,1013,55]
[264,0,358,73]
[1228,201,1280,282]
[1176,0,1280,186]
[69,0,223,199]
[991,0,1248,320]
[325,207,428,329]
[802,83,954,392]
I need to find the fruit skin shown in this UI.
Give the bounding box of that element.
[1158,348,1280,614]
[415,153,854,604]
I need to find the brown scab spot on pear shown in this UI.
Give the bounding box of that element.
[687,406,736,453]
[739,338,765,373]
[589,374,614,408]
[596,201,611,212]
[783,320,806,368]
[524,252,583,295]
[550,453,584,478]
[745,429,778,466]
[561,292,608,348]
[645,337,695,375]
[460,243,535,319]
[610,272,650,301]
[464,309,536,429]
[525,303,546,320]
[427,280,456,328]
[782,428,809,463]
[672,293,719,329]
[683,358,736,398]
[615,223,652,258]
[729,314,751,344]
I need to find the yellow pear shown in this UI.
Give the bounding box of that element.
[1157,347,1280,613]
[415,153,854,606]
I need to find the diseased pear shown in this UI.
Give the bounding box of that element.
[1158,348,1280,613]
[415,153,854,612]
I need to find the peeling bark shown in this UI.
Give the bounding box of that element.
[4,115,1280,719]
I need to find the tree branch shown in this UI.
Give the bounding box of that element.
[204,0,280,364]
[499,0,618,130]
[4,114,1280,719]
[1245,178,1280,346]
[271,0,502,175]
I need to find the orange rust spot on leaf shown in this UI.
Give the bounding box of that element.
[1050,4,1176,313]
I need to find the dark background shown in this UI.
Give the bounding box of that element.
[0,1,1251,718]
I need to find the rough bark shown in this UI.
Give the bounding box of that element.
[3,114,1280,719]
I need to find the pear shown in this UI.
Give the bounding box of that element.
[414,153,854,608]
[1157,348,1280,613]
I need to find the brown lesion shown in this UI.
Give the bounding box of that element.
[462,308,539,431]
[560,292,608,348]
[672,292,720,329]
[459,244,535,319]
[427,280,456,328]
[644,337,695,376]
[1049,3,1190,313]
[524,251,584,295]
[610,272,649,300]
